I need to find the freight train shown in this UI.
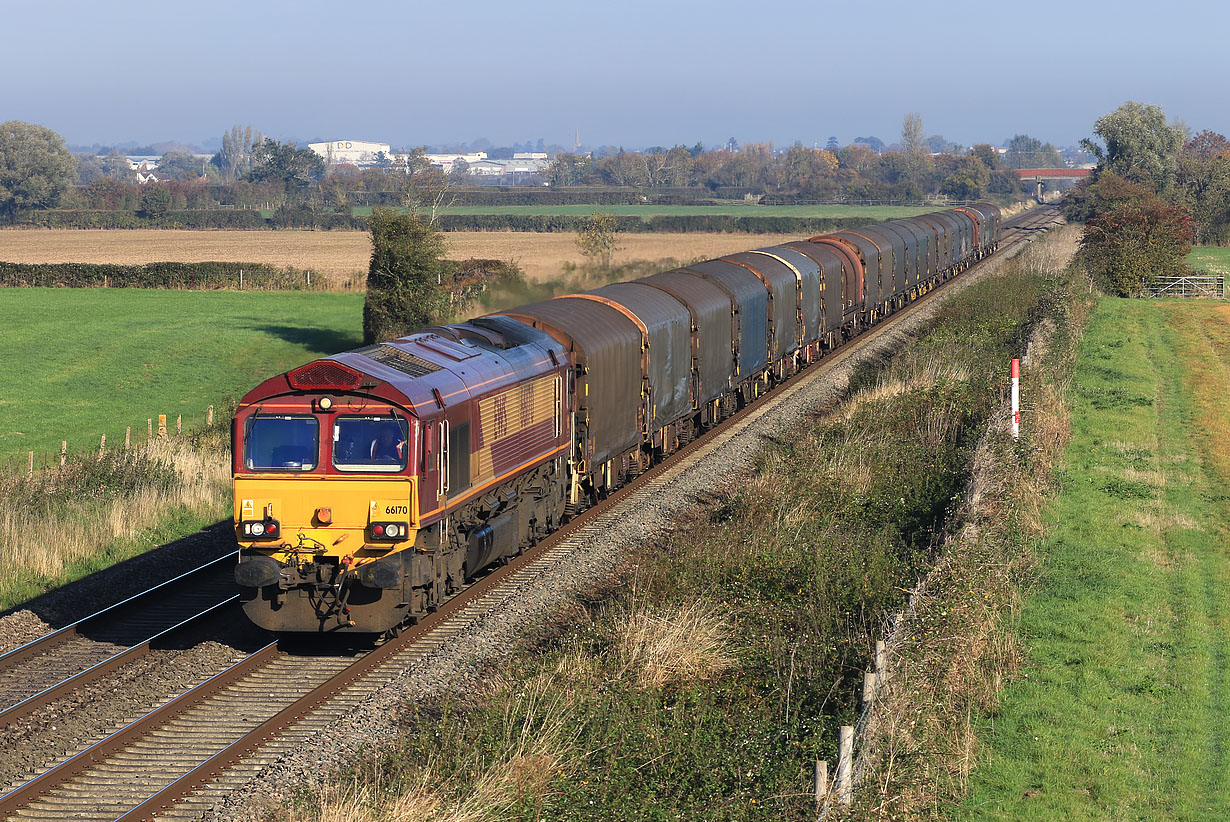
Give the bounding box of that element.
[232,204,1002,633]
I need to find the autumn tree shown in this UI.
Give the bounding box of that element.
[0,121,76,220]
[1174,130,1230,243]
[362,208,451,344]
[576,212,621,269]
[1079,189,1193,296]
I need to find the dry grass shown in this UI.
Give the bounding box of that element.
[0,229,800,287]
[303,671,580,822]
[0,439,229,581]
[614,599,736,689]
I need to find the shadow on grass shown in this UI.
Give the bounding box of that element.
[245,324,364,356]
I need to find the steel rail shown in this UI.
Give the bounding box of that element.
[0,552,237,671]
[0,594,239,728]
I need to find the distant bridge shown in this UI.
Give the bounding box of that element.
[1012,167,1092,198]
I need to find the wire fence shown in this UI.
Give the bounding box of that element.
[2,406,222,480]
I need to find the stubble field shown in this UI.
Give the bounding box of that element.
[0,229,804,286]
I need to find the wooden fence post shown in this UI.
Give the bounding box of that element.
[27,451,34,479]
[125,427,131,449]
[835,726,854,805]
[148,419,153,442]
[176,415,182,436]
[99,434,105,459]
[862,671,877,708]
[60,441,66,468]
[814,759,828,809]
[157,415,167,439]
[875,640,886,680]
[207,405,214,426]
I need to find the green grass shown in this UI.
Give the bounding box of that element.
[348,203,935,219]
[956,298,1230,820]
[1187,245,1230,275]
[0,289,364,462]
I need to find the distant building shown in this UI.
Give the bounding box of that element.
[127,156,161,171]
[424,152,488,173]
[468,157,550,178]
[309,140,391,166]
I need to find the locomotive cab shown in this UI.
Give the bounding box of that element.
[233,360,429,633]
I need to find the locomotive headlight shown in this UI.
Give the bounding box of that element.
[250,522,265,536]
[317,396,334,411]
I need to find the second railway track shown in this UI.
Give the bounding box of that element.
[0,205,1063,821]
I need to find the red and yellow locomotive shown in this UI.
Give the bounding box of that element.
[233,317,570,632]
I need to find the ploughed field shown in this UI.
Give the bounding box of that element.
[0,289,364,461]
[0,229,805,286]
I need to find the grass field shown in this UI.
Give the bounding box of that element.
[1187,245,1230,275]
[350,203,935,219]
[0,229,802,285]
[0,289,364,462]
[956,298,1230,819]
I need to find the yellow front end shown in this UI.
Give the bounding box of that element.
[234,475,418,564]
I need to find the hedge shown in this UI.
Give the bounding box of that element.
[15,210,269,230]
[434,214,879,234]
[8,210,882,235]
[0,261,319,290]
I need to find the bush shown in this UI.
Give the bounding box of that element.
[1079,194,1194,296]
[363,209,450,344]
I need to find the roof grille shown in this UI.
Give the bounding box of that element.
[359,344,442,378]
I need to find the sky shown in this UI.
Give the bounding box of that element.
[4,0,1228,151]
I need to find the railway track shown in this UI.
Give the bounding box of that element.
[0,205,1061,821]
[0,553,239,729]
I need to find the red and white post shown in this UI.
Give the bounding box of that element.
[1011,358,1020,440]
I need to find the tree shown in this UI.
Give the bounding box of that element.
[900,113,926,155]
[246,138,325,200]
[101,150,133,181]
[1079,188,1193,296]
[1005,134,1064,169]
[155,151,208,181]
[75,153,105,184]
[1081,101,1185,192]
[0,121,76,220]
[825,136,839,152]
[970,144,1001,170]
[216,125,263,182]
[575,212,621,269]
[548,153,595,186]
[362,208,451,344]
[1175,131,1230,243]
[137,185,173,218]
[941,155,990,200]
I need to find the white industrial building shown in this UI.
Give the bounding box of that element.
[308,140,392,166]
[423,152,488,173]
